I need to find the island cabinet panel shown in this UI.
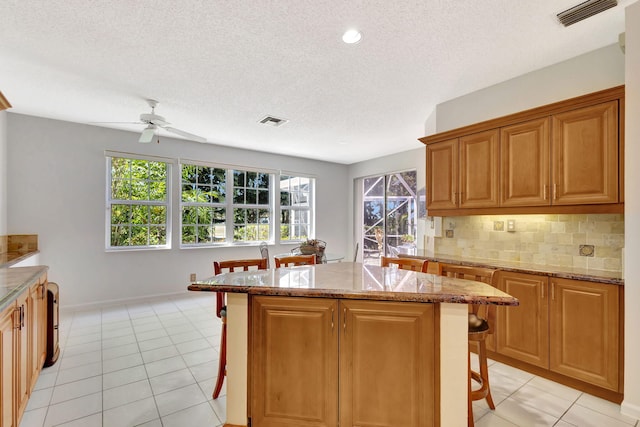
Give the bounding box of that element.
[251,296,339,427]
[459,129,500,209]
[339,300,436,427]
[0,304,16,427]
[496,271,549,368]
[549,278,620,391]
[426,138,458,210]
[250,296,437,427]
[551,101,618,205]
[28,280,46,392]
[500,118,550,207]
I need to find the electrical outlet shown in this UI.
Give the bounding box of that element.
[445,229,454,238]
[190,273,197,281]
[507,219,516,232]
[493,221,504,231]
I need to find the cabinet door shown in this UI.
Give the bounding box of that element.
[15,291,29,422]
[426,139,458,210]
[496,272,549,368]
[339,300,436,427]
[550,278,619,391]
[552,101,618,205]
[29,280,46,391]
[459,129,499,208]
[251,296,338,427]
[500,118,550,207]
[0,305,16,427]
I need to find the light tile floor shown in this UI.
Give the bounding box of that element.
[18,292,639,427]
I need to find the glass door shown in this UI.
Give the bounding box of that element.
[361,170,417,265]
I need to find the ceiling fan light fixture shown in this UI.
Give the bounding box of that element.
[139,124,157,143]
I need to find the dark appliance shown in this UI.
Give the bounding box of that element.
[44,282,60,367]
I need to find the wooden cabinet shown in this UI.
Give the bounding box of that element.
[422,86,624,215]
[426,130,499,210]
[0,274,48,427]
[426,139,457,210]
[251,296,436,427]
[549,278,620,391]
[495,272,621,394]
[500,118,550,207]
[496,271,549,367]
[552,101,618,205]
[0,304,16,427]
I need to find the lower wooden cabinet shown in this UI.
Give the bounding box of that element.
[250,296,437,427]
[0,274,48,427]
[0,304,16,427]
[495,272,621,395]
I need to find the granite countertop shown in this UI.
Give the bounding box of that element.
[0,250,40,268]
[0,265,49,312]
[188,262,519,306]
[407,251,623,286]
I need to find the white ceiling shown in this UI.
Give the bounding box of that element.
[0,0,633,164]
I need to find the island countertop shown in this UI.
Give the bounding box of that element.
[188,262,518,306]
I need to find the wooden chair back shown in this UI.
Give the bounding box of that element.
[380,256,430,273]
[440,263,498,332]
[275,254,316,268]
[213,258,268,317]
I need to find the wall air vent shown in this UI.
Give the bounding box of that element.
[557,0,617,27]
[259,115,289,127]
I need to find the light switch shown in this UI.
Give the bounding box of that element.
[507,219,515,232]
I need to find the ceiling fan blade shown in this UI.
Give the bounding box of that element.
[164,126,206,143]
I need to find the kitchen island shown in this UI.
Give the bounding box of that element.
[189,262,518,427]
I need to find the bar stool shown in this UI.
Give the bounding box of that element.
[212,258,268,399]
[439,264,498,427]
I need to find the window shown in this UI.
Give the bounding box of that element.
[279,175,313,241]
[180,162,315,246]
[181,164,227,245]
[107,155,171,249]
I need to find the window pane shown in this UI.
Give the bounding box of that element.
[234,170,245,187]
[280,191,290,206]
[234,188,244,204]
[246,189,257,204]
[131,205,149,224]
[258,190,269,205]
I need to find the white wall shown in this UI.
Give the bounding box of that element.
[6,114,349,308]
[623,0,640,418]
[0,111,7,234]
[436,44,625,132]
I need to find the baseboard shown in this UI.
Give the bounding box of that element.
[621,400,640,419]
[60,290,209,311]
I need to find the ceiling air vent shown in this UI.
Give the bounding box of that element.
[557,0,617,27]
[259,115,289,127]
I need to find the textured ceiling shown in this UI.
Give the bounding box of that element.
[0,0,633,164]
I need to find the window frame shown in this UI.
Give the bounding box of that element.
[278,173,315,243]
[105,151,173,251]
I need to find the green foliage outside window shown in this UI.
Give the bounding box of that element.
[109,157,169,247]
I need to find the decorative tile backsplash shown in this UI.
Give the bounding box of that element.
[434,214,624,272]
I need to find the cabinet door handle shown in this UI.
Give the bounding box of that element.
[331,308,334,330]
[343,308,347,332]
[13,307,20,330]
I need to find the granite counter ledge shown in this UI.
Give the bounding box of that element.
[0,265,49,311]
[187,262,519,306]
[405,251,623,285]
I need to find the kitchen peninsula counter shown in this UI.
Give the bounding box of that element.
[0,265,49,311]
[189,262,517,427]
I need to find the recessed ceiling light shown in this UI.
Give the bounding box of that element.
[342,29,362,44]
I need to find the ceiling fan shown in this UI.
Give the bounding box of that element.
[128,99,206,144]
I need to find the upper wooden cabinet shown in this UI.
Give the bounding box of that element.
[500,117,550,207]
[421,86,624,216]
[552,101,618,205]
[426,130,499,210]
